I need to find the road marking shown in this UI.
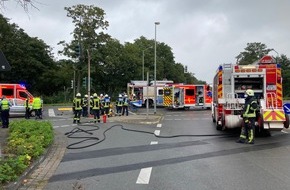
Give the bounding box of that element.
[136,141,158,184]
[58,107,72,111]
[157,123,162,128]
[48,109,56,117]
[136,167,152,184]
[154,130,160,136]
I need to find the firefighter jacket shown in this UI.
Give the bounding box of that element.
[91,97,101,110]
[103,97,110,108]
[73,97,83,111]
[242,96,258,118]
[123,97,129,106]
[116,97,123,107]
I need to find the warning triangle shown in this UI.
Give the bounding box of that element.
[0,50,11,71]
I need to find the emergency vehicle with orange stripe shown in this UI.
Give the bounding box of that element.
[212,55,289,133]
[163,84,212,109]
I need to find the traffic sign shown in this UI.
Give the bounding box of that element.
[283,103,290,114]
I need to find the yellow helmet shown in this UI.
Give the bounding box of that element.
[245,89,254,96]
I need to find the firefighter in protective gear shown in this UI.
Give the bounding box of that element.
[73,93,83,123]
[122,94,129,116]
[116,94,123,116]
[236,89,258,144]
[91,93,101,123]
[103,94,111,116]
[82,94,88,117]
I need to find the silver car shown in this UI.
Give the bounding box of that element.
[8,98,33,117]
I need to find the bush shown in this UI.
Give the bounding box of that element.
[0,120,54,185]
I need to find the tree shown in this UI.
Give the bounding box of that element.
[59,4,110,94]
[0,14,65,97]
[236,42,273,65]
[0,0,38,12]
[278,54,290,97]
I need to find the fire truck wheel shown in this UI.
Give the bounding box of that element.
[284,114,289,129]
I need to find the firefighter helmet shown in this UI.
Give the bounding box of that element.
[84,94,88,98]
[93,93,98,97]
[245,89,254,96]
[119,94,122,98]
[76,93,81,97]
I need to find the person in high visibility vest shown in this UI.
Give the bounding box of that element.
[116,94,123,116]
[122,94,129,116]
[91,93,101,123]
[0,96,12,128]
[82,94,88,117]
[103,94,111,117]
[24,97,31,119]
[32,96,43,119]
[73,93,83,123]
[236,89,258,144]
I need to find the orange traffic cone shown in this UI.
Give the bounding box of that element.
[103,114,107,123]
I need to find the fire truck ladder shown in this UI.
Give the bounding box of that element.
[225,93,241,110]
[266,92,278,109]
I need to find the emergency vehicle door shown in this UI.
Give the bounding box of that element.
[180,88,185,106]
[174,87,182,107]
[197,86,204,106]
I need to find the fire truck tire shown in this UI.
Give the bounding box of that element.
[256,113,271,137]
[284,113,289,129]
[216,114,224,131]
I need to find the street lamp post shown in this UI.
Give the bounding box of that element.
[154,21,160,114]
[87,49,91,116]
[142,46,152,81]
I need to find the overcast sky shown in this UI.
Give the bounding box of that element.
[2,0,290,83]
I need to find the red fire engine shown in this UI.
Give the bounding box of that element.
[212,55,289,133]
[163,84,212,109]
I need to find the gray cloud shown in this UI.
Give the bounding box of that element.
[2,0,290,83]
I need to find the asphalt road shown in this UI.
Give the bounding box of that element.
[18,107,290,190]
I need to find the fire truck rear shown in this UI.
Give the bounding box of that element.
[212,55,289,133]
[163,84,212,110]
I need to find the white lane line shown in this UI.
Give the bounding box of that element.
[136,167,152,184]
[157,123,162,128]
[136,141,158,184]
[48,109,56,117]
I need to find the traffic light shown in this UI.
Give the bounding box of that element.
[82,77,87,87]
[184,65,188,73]
[75,45,81,57]
[71,80,74,89]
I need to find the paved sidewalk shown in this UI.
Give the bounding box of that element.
[2,113,162,190]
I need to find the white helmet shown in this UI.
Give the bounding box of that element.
[100,94,103,97]
[76,93,81,97]
[84,94,88,98]
[124,94,128,97]
[105,94,108,97]
[93,93,98,97]
[119,94,122,98]
[245,89,254,96]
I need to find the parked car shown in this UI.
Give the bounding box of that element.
[7,98,33,117]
